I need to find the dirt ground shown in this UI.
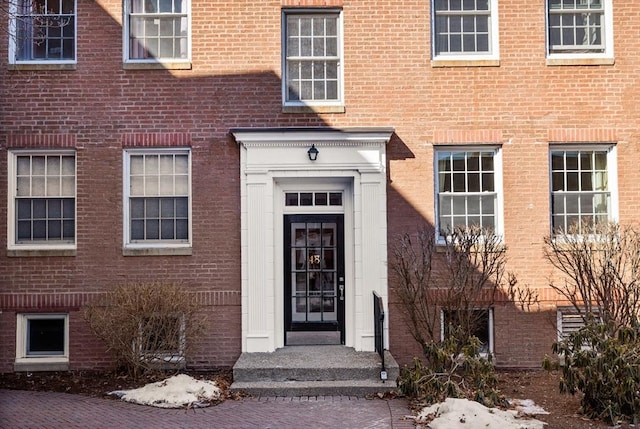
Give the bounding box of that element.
[0,369,630,428]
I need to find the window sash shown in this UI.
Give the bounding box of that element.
[12,153,76,245]
[18,314,69,360]
[284,13,341,104]
[127,0,189,60]
[434,0,492,55]
[550,149,611,234]
[436,150,499,237]
[547,0,605,53]
[13,0,76,62]
[125,150,191,246]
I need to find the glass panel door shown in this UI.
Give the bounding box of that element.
[285,214,344,344]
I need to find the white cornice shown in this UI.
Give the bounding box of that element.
[230,127,394,146]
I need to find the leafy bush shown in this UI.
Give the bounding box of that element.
[83,282,206,378]
[398,330,506,407]
[544,320,640,424]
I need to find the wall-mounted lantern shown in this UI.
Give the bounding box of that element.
[307,144,319,161]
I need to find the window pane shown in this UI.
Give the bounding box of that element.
[161,219,175,239]
[146,198,160,217]
[161,198,175,217]
[28,318,65,355]
[176,198,188,217]
[176,219,188,239]
[300,193,313,206]
[468,173,480,192]
[314,193,327,206]
[329,192,342,205]
[286,193,298,206]
[482,173,494,192]
[132,220,144,239]
[146,219,159,239]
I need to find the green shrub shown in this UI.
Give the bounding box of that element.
[398,332,506,408]
[544,320,640,424]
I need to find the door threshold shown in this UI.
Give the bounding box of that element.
[286,331,341,346]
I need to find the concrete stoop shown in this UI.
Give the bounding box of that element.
[230,345,399,397]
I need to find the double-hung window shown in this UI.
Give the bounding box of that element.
[123,149,191,251]
[16,313,69,371]
[550,146,617,235]
[432,0,499,62]
[283,10,343,109]
[435,148,503,241]
[9,0,77,65]
[124,0,190,65]
[546,0,613,60]
[8,151,76,252]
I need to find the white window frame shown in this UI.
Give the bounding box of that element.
[440,308,494,356]
[431,0,499,62]
[7,150,77,252]
[281,9,344,108]
[122,148,192,251]
[434,146,504,244]
[546,0,613,61]
[8,0,77,65]
[549,144,618,237]
[123,0,192,65]
[16,313,69,365]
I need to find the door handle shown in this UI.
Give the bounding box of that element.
[339,284,344,301]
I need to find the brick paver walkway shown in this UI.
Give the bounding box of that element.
[0,390,416,429]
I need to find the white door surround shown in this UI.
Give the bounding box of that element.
[231,127,394,353]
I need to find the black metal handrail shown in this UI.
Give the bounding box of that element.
[373,291,386,373]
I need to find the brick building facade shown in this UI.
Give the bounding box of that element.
[1,0,637,372]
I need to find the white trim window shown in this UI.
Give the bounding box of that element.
[432,0,499,60]
[435,148,503,241]
[441,308,494,355]
[550,145,617,235]
[123,148,191,249]
[124,0,190,63]
[282,10,343,107]
[8,0,77,64]
[16,313,69,367]
[546,0,613,59]
[8,151,76,250]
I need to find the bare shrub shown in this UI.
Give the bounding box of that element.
[544,222,640,334]
[83,282,206,378]
[390,224,515,351]
[543,222,640,423]
[390,225,532,405]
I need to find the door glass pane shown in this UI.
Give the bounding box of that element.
[307,224,321,246]
[288,218,340,326]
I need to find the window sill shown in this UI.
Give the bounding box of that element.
[123,62,192,71]
[435,243,506,253]
[546,57,615,66]
[282,105,346,114]
[431,59,500,68]
[8,248,76,257]
[14,359,69,372]
[8,63,76,71]
[123,247,192,256]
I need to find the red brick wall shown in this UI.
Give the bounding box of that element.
[1,1,639,371]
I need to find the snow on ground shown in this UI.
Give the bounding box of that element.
[109,374,221,408]
[510,398,550,415]
[416,398,547,429]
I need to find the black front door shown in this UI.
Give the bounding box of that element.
[284,214,345,345]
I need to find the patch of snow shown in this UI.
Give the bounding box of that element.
[416,398,547,429]
[109,374,221,408]
[510,398,550,415]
